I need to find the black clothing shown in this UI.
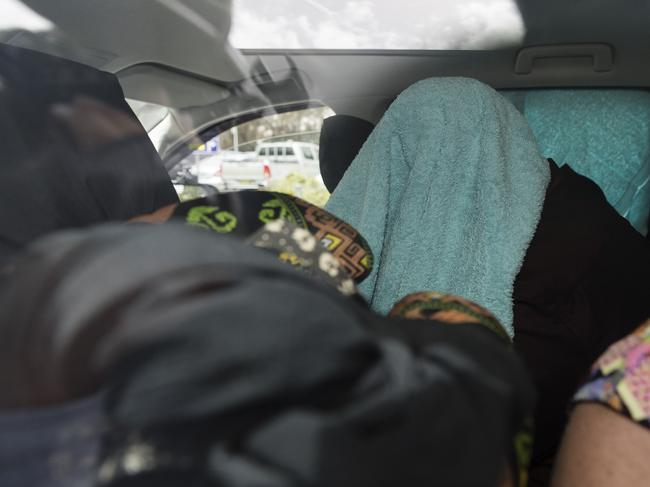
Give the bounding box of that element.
[0,44,177,262]
[514,161,650,477]
[0,223,533,487]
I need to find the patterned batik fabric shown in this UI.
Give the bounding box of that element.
[389,291,529,486]
[246,220,358,298]
[574,319,650,427]
[389,291,511,344]
[512,416,535,487]
[173,191,373,283]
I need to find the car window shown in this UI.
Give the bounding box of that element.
[230,0,525,50]
[170,106,333,206]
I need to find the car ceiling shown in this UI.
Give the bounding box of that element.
[5,0,650,158]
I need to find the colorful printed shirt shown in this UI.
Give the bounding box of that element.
[574,319,650,427]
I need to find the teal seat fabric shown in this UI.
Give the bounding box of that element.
[326,78,550,336]
[502,89,650,236]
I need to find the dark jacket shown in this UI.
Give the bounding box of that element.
[0,44,178,263]
[514,161,650,480]
[0,223,534,487]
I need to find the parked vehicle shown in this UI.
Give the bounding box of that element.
[256,142,320,180]
[195,142,320,191]
[195,150,269,191]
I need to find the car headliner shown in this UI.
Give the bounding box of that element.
[5,0,650,159]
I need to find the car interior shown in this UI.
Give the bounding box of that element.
[1,1,650,487]
[4,0,647,230]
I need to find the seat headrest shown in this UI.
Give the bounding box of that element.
[0,44,178,261]
[319,115,375,193]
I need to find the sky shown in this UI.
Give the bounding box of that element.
[0,0,53,32]
[0,1,524,51]
[230,0,526,50]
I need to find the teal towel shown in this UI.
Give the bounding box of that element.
[503,89,650,236]
[326,78,550,336]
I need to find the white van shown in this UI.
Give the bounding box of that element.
[195,142,320,191]
[256,142,320,180]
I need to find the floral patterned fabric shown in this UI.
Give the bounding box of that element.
[247,219,358,297]
[172,191,374,283]
[574,319,650,427]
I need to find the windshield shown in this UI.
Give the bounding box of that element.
[230,0,525,50]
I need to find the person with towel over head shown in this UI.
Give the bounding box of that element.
[325,77,650,484]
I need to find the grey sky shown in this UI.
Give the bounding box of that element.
[230,0,525,50]
[0,0,524,51]
[0,0,52,31]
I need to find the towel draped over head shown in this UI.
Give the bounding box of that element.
[326,77,551,336]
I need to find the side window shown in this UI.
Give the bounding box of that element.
[170,106,334,206]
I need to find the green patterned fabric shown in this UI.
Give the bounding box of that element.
[173,190,374,283]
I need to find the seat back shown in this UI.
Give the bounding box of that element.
[319,114,375,193]
[503,89,650,236]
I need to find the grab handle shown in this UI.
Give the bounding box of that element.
[514,44,614,75]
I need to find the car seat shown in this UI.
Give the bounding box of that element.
[0,43,178,261]
[319,114,375,193]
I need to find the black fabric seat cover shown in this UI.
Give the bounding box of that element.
[319,115,375,193]
[0,44,178,263]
